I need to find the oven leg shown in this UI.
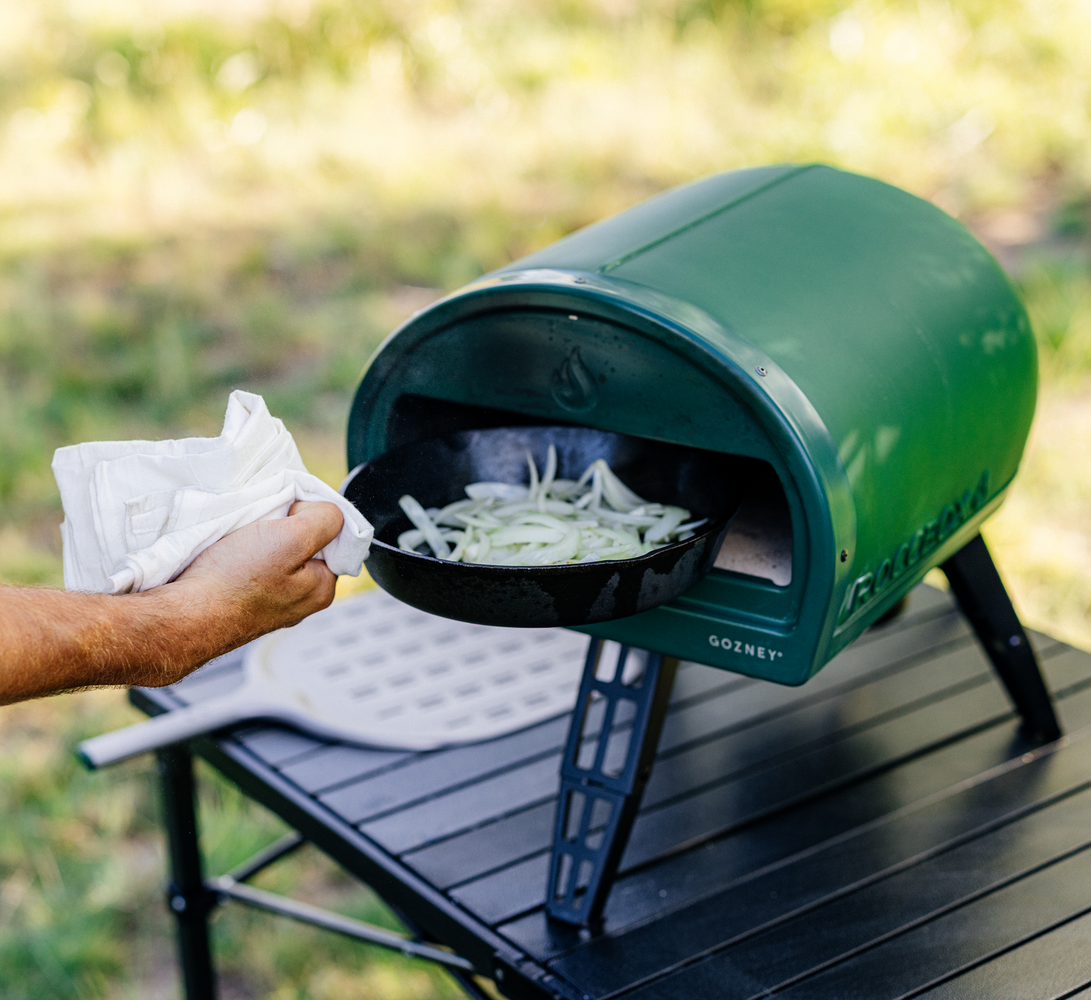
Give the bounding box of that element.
[941,533,1061,742]
[547,641,678,926]
[158,747,219,1000]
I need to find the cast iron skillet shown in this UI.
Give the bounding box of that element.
[341,426,739,628]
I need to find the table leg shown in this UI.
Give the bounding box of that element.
[158,747,218,1000]
[547,641,678,926]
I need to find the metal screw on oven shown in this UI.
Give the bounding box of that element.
[574,276,587,283]
[840,549,848,562]
[756,366,767,376]
[170,894,187,913]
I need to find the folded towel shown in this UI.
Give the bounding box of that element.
[53,390,373,594]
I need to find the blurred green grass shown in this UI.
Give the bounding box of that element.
[0,691,472,1000]
[5,0,1091,997]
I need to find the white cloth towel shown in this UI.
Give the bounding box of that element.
[53,390,373,594]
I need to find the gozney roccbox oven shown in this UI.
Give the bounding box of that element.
[342,164,1059,924]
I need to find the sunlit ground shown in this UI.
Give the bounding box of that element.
[4,0,1091,996]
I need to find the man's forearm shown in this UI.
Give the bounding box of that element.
[0,585,232,705]
[0,502,342,706]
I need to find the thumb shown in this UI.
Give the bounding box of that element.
[287,501,344,557]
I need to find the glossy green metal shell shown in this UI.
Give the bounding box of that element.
[347,165,1036,684]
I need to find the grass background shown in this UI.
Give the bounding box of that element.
[4,0,1091,996]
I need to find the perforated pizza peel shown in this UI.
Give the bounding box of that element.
[79,590,591,769]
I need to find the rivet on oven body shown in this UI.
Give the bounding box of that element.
[840,550,848,562]
[756,366,767,377]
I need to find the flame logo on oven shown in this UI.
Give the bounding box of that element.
[551,347,598,413]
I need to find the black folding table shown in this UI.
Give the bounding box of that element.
[134,584,1091,999]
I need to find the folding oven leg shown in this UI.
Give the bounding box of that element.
[158,747,218,1000]
[941,533,1061,742]
[547,640,678,926]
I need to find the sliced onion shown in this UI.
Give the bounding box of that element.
[398,528,425,551]
[397,454,702,565]
[398,494,451,559]
[644,506,689,544]
[519,526,581,565]
[488,525,566,546]
[525,449,540,502]
[465,482,528,501]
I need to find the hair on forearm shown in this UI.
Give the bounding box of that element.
[0,585,235,704]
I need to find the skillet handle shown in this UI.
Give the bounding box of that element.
[77,695,267,769]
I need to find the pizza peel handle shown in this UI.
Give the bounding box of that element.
[77,690,276,769]
[76,589,598,766]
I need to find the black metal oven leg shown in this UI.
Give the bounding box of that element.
[547,640,678,926]
[941,533,1061,742]
[158,747,218,1000]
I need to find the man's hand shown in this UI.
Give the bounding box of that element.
[175,500,342,639]
[0,501,345,704]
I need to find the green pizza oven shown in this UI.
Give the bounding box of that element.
[346,164,1037,686]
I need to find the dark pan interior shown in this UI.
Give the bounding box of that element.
[342,426,740,628]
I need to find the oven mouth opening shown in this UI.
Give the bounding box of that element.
[382,392,793,588]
